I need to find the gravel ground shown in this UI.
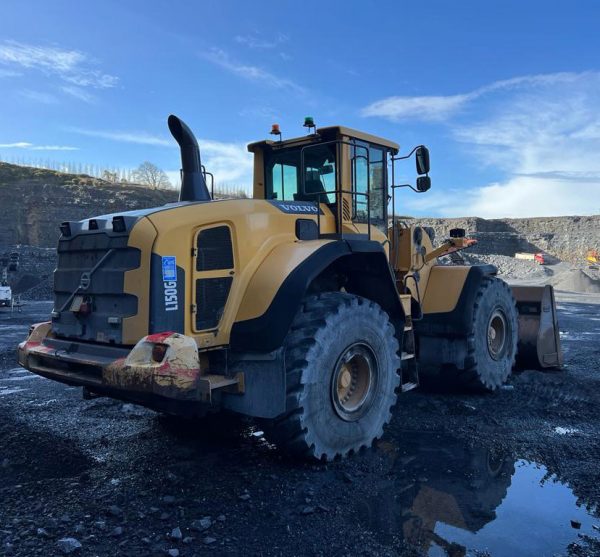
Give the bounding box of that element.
[1,295,600,557]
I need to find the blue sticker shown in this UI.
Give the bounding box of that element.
[161,256,177,282]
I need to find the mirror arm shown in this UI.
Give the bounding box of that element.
[392,183,425,193]
[391,145,423,162]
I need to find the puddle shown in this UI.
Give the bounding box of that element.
[360,432,599,556]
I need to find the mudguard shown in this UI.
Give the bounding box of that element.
[230,239,404,352]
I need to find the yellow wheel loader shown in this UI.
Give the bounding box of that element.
[18,115,562,460]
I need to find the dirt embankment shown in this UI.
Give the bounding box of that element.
[0,162,177,248]
[1,162,599,297]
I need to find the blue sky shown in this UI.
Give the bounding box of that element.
[1,0,599,217]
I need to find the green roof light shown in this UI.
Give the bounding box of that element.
[303,116,315,128]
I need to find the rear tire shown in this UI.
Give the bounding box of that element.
[263,292,401,460]
[457,277,518,391]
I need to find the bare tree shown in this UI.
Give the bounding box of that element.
[132,161,171,189]
[101,169,119,183]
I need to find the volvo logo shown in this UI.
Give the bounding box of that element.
[79,272,91,290]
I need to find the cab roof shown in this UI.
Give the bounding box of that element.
[247,125,399,154]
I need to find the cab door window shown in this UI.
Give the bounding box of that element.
[351,142,386,231]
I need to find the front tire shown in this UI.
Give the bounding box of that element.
[457,277,518,391]
[263,292,401,460]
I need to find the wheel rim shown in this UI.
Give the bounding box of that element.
[331,343,378,421]
[487,309,507,360]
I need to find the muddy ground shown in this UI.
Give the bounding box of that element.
[1,295,599,557]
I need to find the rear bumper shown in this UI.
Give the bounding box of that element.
[18,323,225,413]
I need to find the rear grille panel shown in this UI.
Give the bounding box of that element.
[196,226,233,271]
[52,231,140,344]
[195,277,232,330]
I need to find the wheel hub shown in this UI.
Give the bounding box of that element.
[331,343,378,421]
[487,309,507,360]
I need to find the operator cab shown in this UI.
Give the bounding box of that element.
[248,123,401,236]
[248,121,430,239]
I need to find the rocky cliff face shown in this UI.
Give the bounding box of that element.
[405,216,600,263]
[1,162,599,299]
[0,163,177,248]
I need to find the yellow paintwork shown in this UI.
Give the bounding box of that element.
[236,239,333,321]
[126,199,336,348]
[122,216,157,344]
[421,265,470,314]
[120,127,467,350]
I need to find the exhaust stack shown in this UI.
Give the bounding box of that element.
[168,114,211,202]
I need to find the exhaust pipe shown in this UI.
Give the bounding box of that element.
[167,114,211,202]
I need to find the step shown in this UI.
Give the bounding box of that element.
[198,372,244,402]
[401,352,415,360]
[401,382,418,392]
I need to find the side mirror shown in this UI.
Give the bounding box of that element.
[416,146,430,175]
[416,176,431,192]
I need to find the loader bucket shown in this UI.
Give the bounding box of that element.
[510,285,563,370]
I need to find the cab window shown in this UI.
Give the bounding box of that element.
[351,142,386,232]
[265,144,337,204]
[271,163,297,201]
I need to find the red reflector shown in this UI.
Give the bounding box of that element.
[151,343,168,362]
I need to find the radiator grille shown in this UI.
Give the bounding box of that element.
[196,226,233,271]
[195,277,233,330]
[53,231,140,343]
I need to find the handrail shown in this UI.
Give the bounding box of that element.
[201,165,215,199]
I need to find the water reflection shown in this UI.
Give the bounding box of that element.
[359,431,598,556]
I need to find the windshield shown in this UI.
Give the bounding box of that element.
[265,144,337,204]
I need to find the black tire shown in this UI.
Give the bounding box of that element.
[262,292,401,460]
[457,277,518,391]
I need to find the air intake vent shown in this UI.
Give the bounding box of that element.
[195,277,232,330]
[196,226,233,271]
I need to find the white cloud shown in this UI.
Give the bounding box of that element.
[167,140,253,192]
[69,128,172,147]
[61,85,95,103]
[458,178,598,218]
[201,48,305,94]
[20,89,58,104]
[0,142,78,151]
[199,139,253,188]
[364,93,470,122]
[0,40,117,89]
[67,126,253,191]
[0,69,20,78]
[398,72,600,217]
[362,72,585,122]
[235,33,288,49]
